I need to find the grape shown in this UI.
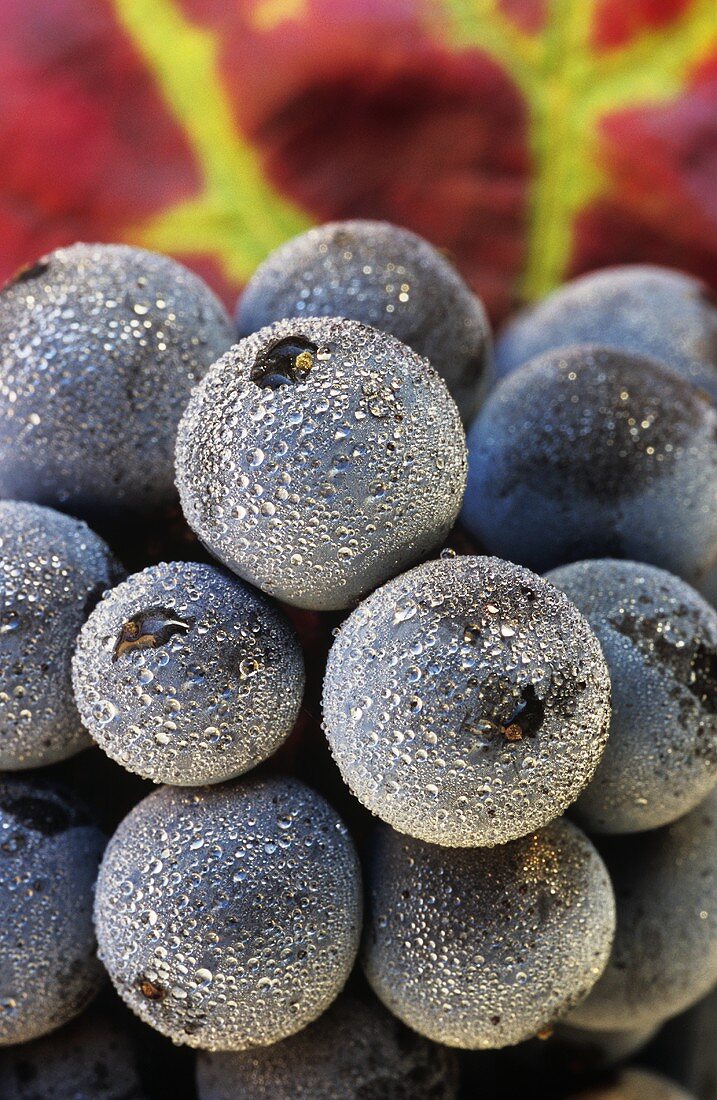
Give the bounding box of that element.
[94,776,362,1050]
[196,993,459,1099]
[495,265,717,403]
[0,1009,147,1099]
[567,1067,696,1100]
[362,817,615,1048]
[463,346,717,580]
[0,501,121,768]
[547,559,717,832]
[569,791,717,1031]
[323,555,610,846]
[0,777,105,1045]
[236,219,492,422]
[73,561,304,785]
[0,244,233,516]
[176,317,466,610]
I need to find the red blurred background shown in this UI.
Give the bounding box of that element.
[1,0,716,325]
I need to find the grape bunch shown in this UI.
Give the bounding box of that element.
[0,227,714,1099]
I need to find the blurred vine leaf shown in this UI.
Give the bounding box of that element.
[113,0,311,280]
[1,0,715,321]
[437,0,716,300]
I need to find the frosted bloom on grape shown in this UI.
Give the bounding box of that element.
[196,994,459,1099]
[548,559,717,832]
[569,791,717,1031]
[73,561,304,785]
[323,555,610,846]
[94,776,362,1050]
[236,220,492,422]
[0,244,234,516]
[464,346,717,580]
[363,818,615,1049]
[176,317,466,610]
[0,501,121,769]
[0,778,105,1045]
